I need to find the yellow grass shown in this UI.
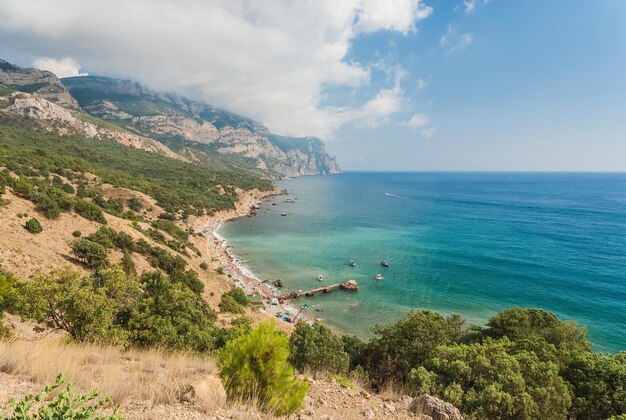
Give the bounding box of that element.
[0,339,217,405]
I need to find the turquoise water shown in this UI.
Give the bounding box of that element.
[219,173,626,352]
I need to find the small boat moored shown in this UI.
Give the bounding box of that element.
[381,260,389,267]
[348,260,356,267]
[376,274,383,280]
[317,274,324,281]
[281,212,288,216]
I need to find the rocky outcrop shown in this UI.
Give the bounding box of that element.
[410,394,464,420]
[62,76,341,178]
[0,59,79,109]
[0,92,185,161]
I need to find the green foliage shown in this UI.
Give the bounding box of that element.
[151,219,188,242]
[219,295,245,314]
[365,310,452,386]
[24,218,42,233]
[562,351,626,419]
[225,287,249,306]
[1,373,122,419]
[72,230,82,237]
[199,262,208,270]
[341,335,367,371]
[218,322,309,415]
[74,198,107,224]
[483,307,591,352]
[218,288,249,314]
[290,322,350,375]
[0,119,273,214]
[216,266,225,275]
[121,251,136,277]
[407,337,573,420]
[127,271,217,352]
[216,316,253,348]
[127,197,143,212]
[0,269,19,313]
[70,239,109,269]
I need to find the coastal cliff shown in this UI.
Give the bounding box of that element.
[62,75,341,178]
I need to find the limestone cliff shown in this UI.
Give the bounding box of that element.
[0,59,79,109]
[62,76,341,178]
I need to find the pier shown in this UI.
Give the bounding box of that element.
[283,280,358,300]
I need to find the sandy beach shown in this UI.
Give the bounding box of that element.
[195,187,316,328]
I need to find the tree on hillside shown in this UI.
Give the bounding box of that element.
[290,322,350,375]
[408,337,573,420]
[219,322,308,415]
[365,310,452,386]
[70,239,109,269]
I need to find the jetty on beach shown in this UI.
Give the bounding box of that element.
[283,280,358,300]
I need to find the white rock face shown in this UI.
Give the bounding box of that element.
[1,92,186,162]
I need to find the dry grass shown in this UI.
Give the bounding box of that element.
[0,339,217,405]
[377,379,403,401]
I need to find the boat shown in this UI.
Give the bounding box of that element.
[281,212,288,216]
[317,274,324,281]
[381,260,389,267]
[348,260,356,267]
[376,274,383,280]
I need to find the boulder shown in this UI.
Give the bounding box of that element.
[180,376,227,412]
[410,394,463,420]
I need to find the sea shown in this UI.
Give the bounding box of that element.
[218,172,626,352]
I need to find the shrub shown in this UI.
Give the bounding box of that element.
[72,230,82,237]
[70,239,109,269]
[364,310,452,386]
[219,295,245,314]
[216,266,225,275]
[199,262,208,270]
[74,198,107,224]
[218,322,308,415]
[24,218,42,233]
[128,197,143,212]
[1,373,123,419]
[121,250,137,277]
[225,287,249,306]
[290,322,350,375]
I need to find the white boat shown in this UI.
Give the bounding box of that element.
[375,274,383,280]
[349,260,356,267]
[318,274,324,281]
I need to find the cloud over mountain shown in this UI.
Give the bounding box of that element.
[0,0,432,139]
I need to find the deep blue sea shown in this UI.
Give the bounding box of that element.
[219,173,626,352]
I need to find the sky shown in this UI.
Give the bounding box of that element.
[1,0,625,171]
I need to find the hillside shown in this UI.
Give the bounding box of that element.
[62,75,341,178]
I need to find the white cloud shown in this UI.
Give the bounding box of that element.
[440,25,473,52]
[416,78,428,90]
[420,127,436,139]
[355,0,433,35]
[32,57,88,78]
[0,0,433,139]
[404,113,429,127]
[455,0,493,14]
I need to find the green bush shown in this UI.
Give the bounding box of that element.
[121,250,137,277]
[216,266,225,275]
[70,239,109,269]
[24,218,42,233]
[219,294,245,314]
[225,287,249,306]
[72,230,82,237]
[1,373,123,419]
[199,262,208,270]
[407,337,573,420]
[218,322,308,415]
[290,322,349,375]
[74,198,107,224]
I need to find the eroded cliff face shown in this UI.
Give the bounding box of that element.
[0,92,186,161]
[0,59,79,109]
[63,76,341,178]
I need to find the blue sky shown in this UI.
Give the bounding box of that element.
[1,0,625,171]
[331,0,626,171]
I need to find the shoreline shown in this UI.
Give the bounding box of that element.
[196,187,316,327]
